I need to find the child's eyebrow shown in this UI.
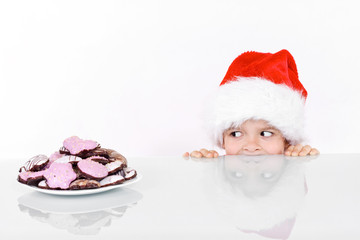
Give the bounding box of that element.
[225,125,281,132]
[227,126,242,131]
[260,126,280,132]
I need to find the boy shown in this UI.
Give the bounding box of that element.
[184,50,319,158]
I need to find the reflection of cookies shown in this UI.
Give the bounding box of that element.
[69,179,101,190]
[77,160,108,181]
[43,162,77,189]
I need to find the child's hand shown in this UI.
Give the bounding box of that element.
[183,149,219,158]
[284,144,319,156]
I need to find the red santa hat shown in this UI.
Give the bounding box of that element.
[208,49,307,147]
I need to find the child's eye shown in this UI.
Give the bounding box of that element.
[262,172,274,179]
[231,171,243,178]
[261,131,273,137]
[231,131,242,137]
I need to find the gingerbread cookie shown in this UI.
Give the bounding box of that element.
[18,170,46,185]
[105,160,125,175]
[38,180,49,189]
[63,136,99,155]
[43,162,77,189]
[100,175,125,187]
[77,159,108,181]
[46,152,65,168]
[19,155,49,172]
[123,167,137,180]
[85,156,110,165]
[49,151,64,162]
[106,149,127,165]
[54,155,82,164]
[79,148,110,159]
[69,179,101,190]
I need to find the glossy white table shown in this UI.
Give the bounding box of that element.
[3,154,360,239]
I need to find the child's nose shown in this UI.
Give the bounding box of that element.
[243,139,261,152]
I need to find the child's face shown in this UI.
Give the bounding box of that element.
[222,119,287,155]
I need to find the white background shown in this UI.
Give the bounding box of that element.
[1,0,359,159]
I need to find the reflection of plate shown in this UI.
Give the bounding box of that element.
[18,187,143,214]
[18,188,143,235]
[18,174,142,196]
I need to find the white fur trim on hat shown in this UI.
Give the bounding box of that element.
[207,77,306,147]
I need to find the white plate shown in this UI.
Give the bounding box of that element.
[18,173,142,196]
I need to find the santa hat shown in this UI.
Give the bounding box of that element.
[208,49,307,147]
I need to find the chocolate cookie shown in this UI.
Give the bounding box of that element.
[123,168,137,180]
[105,149,127,166]
[54,155,82,164]
[100,175,125,187]
[38,180,49,189]
[105,160,126,175]
[18,170,45,185]
[78,148,110,159]
[85,156,110,165]
[19,155,49,172]
[62,136,100,156]
[69,179,101,190]
[43,162,77,189]
[77,160,108,181]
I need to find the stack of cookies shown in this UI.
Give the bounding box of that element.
[18,136,137,190]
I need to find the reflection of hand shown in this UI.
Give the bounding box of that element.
[183,148,219,158]
[284,144,319,156]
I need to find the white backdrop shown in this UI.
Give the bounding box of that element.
[1,0,359,159]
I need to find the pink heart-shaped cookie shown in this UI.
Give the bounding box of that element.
[77,159,108,180]
[63,136,99,155]
[43,162,77,189]
[18,170,46,184]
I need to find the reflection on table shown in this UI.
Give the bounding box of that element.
[206,155,314,239]
[18,188,143,235]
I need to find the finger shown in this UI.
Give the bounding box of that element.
[205,151,218,158]
[209,150,219,158]
[286,145,295,151]
[205,152,214,158]
[284,145,295,156]
[183,152,190,158]
[291,144,304,156]
[310,148,320,155]
[190,151,203,158]
[299,145,312,156]
[199,148,209,156]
